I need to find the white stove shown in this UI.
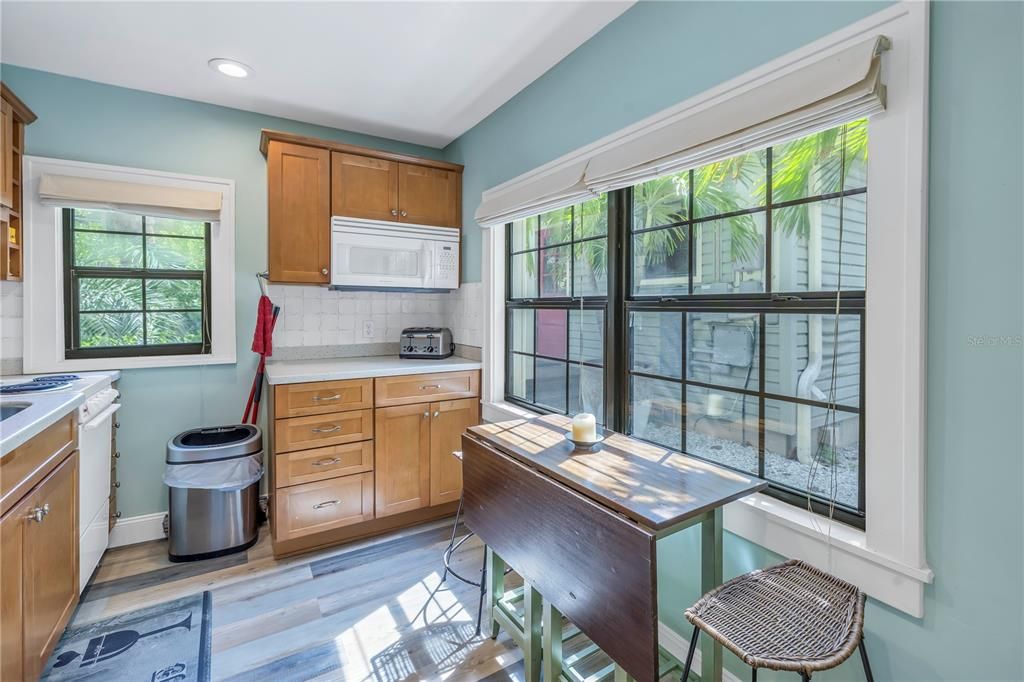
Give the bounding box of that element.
[2,371,121,591]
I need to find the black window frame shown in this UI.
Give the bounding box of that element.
[505,127,867,529]
[62,208,213,359]
[504,200,619,422]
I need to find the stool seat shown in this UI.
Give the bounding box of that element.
[685,559,866,676]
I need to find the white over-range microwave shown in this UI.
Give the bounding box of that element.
[330,216,460,291]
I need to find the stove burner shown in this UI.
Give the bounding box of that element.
[32,374,81,383]
[0,374,81,395]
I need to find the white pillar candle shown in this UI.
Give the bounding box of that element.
[572,413,597,442]
[707,393,725,418]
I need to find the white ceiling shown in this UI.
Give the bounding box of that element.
[1,1,633,148]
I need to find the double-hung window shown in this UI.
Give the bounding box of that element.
[506,198,609,422]
[62,207,211,358]
[505,120,867,527]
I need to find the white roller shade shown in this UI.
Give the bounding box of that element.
[474,160,596,227]
[585,35,890,192]
[39,173,223,221]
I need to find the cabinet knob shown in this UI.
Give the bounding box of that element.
[27,504,49,523]
[391,209,398,216]
[114,422,120,429]
[400,210,408,217]
[114,481,121,488]
[114,451,121,459]
[423,411,429,418]
[321,267,329,275]
[433,411,440,418]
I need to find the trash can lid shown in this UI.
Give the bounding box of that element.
[167,424,262,464]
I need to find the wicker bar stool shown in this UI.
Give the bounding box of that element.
[680,559,873,682]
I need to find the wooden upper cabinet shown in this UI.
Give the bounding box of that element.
[0,99,12,208]
[398,163,459,227]
[267,140,330,283]
[331,152,398,222]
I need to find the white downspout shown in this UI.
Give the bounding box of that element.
[796,195,824,465]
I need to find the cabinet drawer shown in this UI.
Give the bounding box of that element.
[275,409,373,453]
[275,379,373,418]
[275,441,373,487]
[374,371,479,407]
[274,473,374,541]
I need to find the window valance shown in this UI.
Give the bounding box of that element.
[475,34,889,227]
[39,173,223,221]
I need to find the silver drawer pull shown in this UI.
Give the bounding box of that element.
[420,384,441,390]
[433,411,440,418]
[312,394,341,402]
[313,499,339,510]
[311,425,341,434]
[312,457,342,467]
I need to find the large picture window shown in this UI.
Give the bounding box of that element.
[506,120,867,526]
[62,208,211,358]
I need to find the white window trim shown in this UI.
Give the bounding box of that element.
[22,156,237,371]
[478,1,932,618]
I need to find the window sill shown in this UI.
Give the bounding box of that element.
[26,350,236,373]
[481,399,934,617]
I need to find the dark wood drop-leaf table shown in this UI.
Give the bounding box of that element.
[462,414,768,682]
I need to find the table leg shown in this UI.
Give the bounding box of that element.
[542,600,563,682]
[523,583,543,682]
[701,508,723,682]
[486,547,505,640]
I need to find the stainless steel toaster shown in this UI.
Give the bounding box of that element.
[399,327,455,359]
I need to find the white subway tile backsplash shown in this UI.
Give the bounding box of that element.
[268,283,484,351]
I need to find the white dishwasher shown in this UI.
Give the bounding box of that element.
[78,388,120,592]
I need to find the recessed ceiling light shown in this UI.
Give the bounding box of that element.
[208,58,251,79]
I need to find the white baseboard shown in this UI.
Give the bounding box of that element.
[108,512,166,548]
[659,620,743,682]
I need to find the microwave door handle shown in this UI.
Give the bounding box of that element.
[422,243,434,288]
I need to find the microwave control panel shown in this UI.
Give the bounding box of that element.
[436,245,459,288]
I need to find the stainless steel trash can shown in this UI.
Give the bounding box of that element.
[165,425,262,562]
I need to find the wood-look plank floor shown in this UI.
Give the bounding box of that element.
[75,518,524,682]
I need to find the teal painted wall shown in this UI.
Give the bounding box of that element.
[0,64,446,519]
[446,1,1023,680]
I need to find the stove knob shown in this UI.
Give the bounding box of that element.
[426,346,434,353]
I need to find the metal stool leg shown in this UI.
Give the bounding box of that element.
[751,668,757,682]
[680,625,700,681]
[801,674,811,681]
[475,544,487,636]
[859,640,874,682]
[442,494,465,583]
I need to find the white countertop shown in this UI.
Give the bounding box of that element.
[0,371,120,457]
[266,355,483,385]
[0,392,85,457]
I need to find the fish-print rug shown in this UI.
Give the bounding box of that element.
[42,591,211,682]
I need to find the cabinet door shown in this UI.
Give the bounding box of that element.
[331,152,398,222]
[397,163,460,227]
[429,398,479,506]
[374,404,430,518]
[0,99,11,209]
[23,453,78,680]
[1,498,25,682]
[267,141,330,283]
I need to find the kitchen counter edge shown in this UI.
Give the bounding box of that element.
[265,356,483,386]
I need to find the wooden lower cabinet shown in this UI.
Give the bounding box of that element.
[429,399,479,506]
[2,450,79,681]
[269,369,479,557]
[374,404,431,518]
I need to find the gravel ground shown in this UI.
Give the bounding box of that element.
[640,425,858,508]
